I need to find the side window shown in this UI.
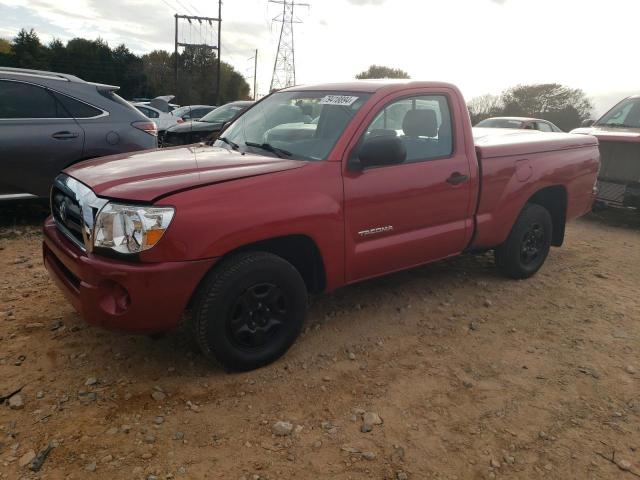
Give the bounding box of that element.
[0,80,61,119]
[136,106,159,118]
[536,121,553,132]
[52,92,102,118]
[364,94,453,163]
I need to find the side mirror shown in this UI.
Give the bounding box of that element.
[581,119,594,127]
[356,135,406,170]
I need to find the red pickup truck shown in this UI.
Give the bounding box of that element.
[43,81,599,370]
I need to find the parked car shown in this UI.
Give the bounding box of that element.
[475,116,563,132]
[43,80,599,371]
[132,103,183,132]
[0,67,157,199]
[161,101,253,147]
[171,105,217,122]
[571,95,640,210]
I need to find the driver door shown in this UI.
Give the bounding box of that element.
[343,91,474,282]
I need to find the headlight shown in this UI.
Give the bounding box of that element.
[93,203,175,254]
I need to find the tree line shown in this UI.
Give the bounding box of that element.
[355,65,593,132]
[467,84,592,131]
[0,29,250,105]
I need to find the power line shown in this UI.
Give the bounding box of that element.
[173,3,222,103]
[159,0,178,13]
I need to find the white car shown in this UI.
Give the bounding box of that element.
[132,103,183,132]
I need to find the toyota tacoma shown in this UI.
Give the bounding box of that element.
[43,81,600,371]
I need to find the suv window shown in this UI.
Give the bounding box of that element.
[136,106,159,118]
[536,121,553,132]
[364,95,453,163]
[0,80,65,119]
[52,91,102,118]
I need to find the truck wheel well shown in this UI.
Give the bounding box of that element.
[527,186,567,246]
[223,235,327,294]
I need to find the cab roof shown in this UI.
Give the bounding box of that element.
[284,79,457,94]
[482,116,546,122]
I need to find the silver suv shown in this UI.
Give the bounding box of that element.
[0,67,158,199]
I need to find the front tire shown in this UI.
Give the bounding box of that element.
[495,203,553,279]
[193,252,307,371]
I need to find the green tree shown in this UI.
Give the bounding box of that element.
[0,38,13,67]
[0,38,11,54]
[0,28,250,105]
[356,64,410,79]
[501,84,592,131]
[467,94,504,125]
[11,28,47,69]
[142,50,174,97]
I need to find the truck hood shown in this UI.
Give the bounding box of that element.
[64,145,307,202]
[570,125,640,143]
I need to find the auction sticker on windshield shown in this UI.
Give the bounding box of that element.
[319,95,359,106]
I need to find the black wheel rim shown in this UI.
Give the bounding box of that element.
[520,223,544,265]
[227,283,287,349]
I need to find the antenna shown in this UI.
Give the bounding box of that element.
[268,0,309,92]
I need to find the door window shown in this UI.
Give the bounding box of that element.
[536,121,553,132]
[0,80,64,118]
[364,95,453,163]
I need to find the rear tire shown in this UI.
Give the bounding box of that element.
[193,252,307,371]
[495,203,553,279]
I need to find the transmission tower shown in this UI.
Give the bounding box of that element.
[269,0,309,91]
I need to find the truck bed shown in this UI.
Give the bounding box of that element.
[469,128,600,251]
[473,128,599,159]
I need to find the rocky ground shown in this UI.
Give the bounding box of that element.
[1,201,639,480]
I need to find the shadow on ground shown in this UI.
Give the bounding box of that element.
[0,198,49,228]
[584,207,640,230]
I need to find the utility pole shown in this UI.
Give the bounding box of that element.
[216,0,222,105]
[173,7,222,102]
[269,0,309,91]
[254,49,258,100]
[247,49,258,100]
[174,14,178,88]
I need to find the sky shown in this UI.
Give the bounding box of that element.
[1,0,638,115]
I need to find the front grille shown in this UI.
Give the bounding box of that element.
[597,180,626,206]
[51,186,85,247]
[50,174,108,251]
[598,141,640,183]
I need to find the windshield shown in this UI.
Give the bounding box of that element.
[201,103,246,124]
[596,98,640,128]
[476,118,523,129]
[215,91,371,160]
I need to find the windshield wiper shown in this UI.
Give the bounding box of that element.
[217,136,239,150]
[244,141,292,158]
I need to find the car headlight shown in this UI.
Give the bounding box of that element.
[93,203,175,254]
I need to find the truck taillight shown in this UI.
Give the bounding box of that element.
[132,121,158,137]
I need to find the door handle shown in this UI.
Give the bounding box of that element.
[446,172,469,185]
[52,131,79,140]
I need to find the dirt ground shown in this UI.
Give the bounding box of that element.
[1,201,639,480]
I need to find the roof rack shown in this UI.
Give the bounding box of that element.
[0,67,84,83]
